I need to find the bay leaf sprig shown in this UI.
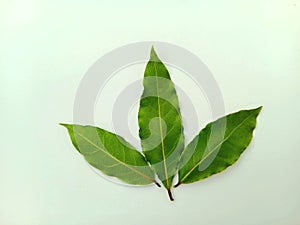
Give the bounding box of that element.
[61,46,262,201]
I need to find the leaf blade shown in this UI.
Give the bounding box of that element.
[138,47,185,191]
[177,106,262,185]
[61,124,156,185]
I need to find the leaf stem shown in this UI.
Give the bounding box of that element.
[174,182,181,188]
[154,180,161,187]
[167,189,174,201]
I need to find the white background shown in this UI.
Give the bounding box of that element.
[1,1,300,224]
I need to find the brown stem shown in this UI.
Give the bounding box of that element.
[167,189,174,201]
[154,180,161,188]
[174,182,181,188]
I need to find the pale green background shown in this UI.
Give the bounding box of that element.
[1,1,300,225]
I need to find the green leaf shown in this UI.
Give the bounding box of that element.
[138,47,185,200]
[176,106,262,186]
[60,124,158,186]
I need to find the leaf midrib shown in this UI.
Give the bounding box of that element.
[180,111,255,182]
[76,132,154,182]
[154,61,170,188]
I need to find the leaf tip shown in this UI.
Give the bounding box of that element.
[59,123,70,128]
[255,106,263,114]
[151,44,155,51]
[150,45,160,62]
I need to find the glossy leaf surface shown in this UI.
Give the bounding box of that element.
[138,47,184,197]
[177,107,262,185]
[61,124,156,185]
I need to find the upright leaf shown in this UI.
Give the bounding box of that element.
[176,107,262,186]
[61,124,158,186]
[138,47,184,200]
